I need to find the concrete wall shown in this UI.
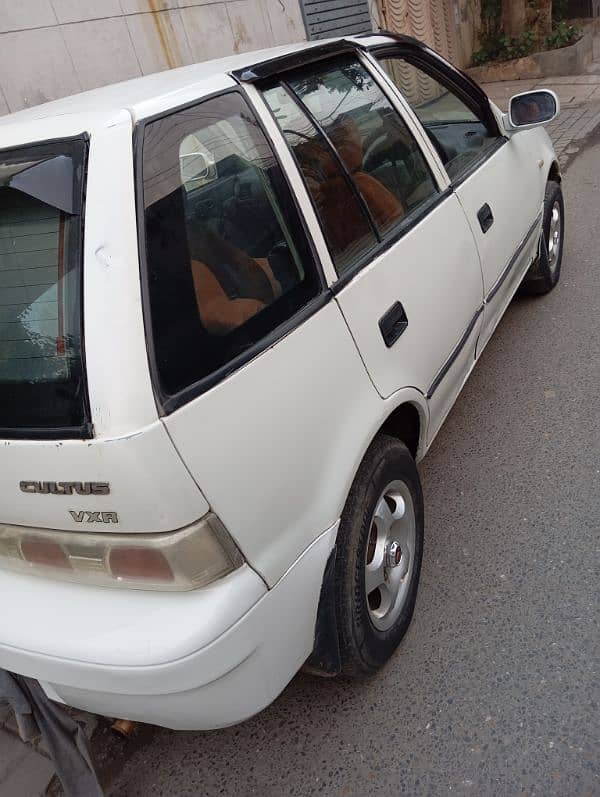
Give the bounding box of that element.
[466,29,594,82]
[0,0,307,116]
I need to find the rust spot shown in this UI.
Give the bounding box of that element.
[147,0,181,70]
[232,19,249,54]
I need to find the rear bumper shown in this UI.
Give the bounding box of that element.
[0,523,338,730]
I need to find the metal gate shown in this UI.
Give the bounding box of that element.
[300,0,373,40]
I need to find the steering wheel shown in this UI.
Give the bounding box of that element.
[362,133,389,170]
[363,130,415,172]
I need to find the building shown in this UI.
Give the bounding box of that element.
[0,1,482,116]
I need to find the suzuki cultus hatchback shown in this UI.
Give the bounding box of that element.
[0,34,564,729]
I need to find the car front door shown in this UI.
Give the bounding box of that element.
[260,53,484,441]
[374,43,543,353]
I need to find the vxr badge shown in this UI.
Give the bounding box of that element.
[70,511,118,524]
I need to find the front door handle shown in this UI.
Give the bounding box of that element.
[379,301,408,348]
[477,203,494,233]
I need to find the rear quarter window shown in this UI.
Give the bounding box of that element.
[140,91,322,407]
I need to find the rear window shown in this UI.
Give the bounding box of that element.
[0,137,89,438]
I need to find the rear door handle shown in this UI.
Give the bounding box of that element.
[379,301,408,348]
[477,203,494,233]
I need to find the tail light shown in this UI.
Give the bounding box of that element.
[21,538,71,570]
[109,547,173,583]
[0,514,243,591]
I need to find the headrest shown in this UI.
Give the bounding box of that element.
[293,116,363,180]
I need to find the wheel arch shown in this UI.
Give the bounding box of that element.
[345,391,429,499]
[306,392,428,676]
[548,158,561,184]
[377,399,425,460]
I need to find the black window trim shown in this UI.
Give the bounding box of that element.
[369,38,508,188]
[232,39,363,84]
[234,33,496,134]
[259,75,381,278]
[0,132,93,441]
[133,86,330,417]
[256,53,450,291]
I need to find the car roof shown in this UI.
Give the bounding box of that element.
[0,34,391,133]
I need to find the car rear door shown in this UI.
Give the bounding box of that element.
[259,52,484,442]
[374,41,543,353]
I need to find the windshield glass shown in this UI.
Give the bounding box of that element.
[0,137,89,438]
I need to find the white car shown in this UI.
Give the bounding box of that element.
[0,34,564,730]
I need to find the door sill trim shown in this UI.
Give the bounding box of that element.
[426,305,483,399]
[485,213,542,304]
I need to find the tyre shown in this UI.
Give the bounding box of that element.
[521,180,564,295]
[334,434,424,676]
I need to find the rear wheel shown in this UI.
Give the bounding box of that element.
[521,180,564,295]
[334,435,424,676]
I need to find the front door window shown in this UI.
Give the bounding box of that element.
[378,56,502,180]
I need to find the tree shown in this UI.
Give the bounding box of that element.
[502,0,526,37]
[534,0,553,37]
[502,0,553,38]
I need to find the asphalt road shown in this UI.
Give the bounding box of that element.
[100,140,599,797]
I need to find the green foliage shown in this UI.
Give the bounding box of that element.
[472,15,583,66]
[472,29,538,65]
[472,50,487,66]
[472,35,501,66]
[544,21,582,49]
[502,29,538,59]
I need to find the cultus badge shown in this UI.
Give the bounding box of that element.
[19,481,110,496]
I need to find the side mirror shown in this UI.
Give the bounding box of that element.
[503,90,559,135]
